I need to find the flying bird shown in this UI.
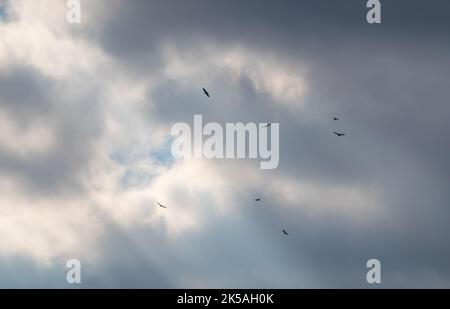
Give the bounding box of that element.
[333,117,339,121]
[202,88,210,97]
[282,229,289,235]
[156,202,167,209]
[255,198,261,202]
[333,131,346,137]
[264,123,272,128]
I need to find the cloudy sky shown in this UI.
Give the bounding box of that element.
[0,0,450,288]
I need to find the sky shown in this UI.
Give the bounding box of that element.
[0,0,450,288]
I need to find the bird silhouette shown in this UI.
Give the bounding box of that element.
[264,123,272,128]
[282,229,289,235]
[156,202,167,209]
[333,131,346,137]
[333,117,339,121]
[255,198,261,202]
[202,88,210,97]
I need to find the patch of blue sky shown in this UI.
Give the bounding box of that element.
[0,0,8,21]
[150,137,175,167]
[109,153,132,166]
[121,169,154,189]
[110,152,156,188]
[110,137,175,188]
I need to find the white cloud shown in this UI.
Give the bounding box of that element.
[0,0,109,78]
[0,175,102,263]
[163,45,308,105]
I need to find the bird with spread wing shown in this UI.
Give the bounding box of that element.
[333,131,346,137]
[156,202,167,209]
[203,88,210,97]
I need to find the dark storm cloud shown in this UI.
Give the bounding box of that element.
[0,66,53,123]
[90,0,450,73]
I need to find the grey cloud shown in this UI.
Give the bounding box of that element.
[1,0,450,288]
[89,0,450,74]
[0,66,53,123]
[0,66,103,196]
[135,1,450,288]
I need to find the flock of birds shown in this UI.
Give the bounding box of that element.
[333,117,346,136]
[155,88,347,237]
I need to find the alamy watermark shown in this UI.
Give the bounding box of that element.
[65,1,381,25]
[366,0,381,24]
[366,259,382,284]
[63,257,381,285]
[171,115,279,170]
[66,0,81,24]
[66,259,81,285]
